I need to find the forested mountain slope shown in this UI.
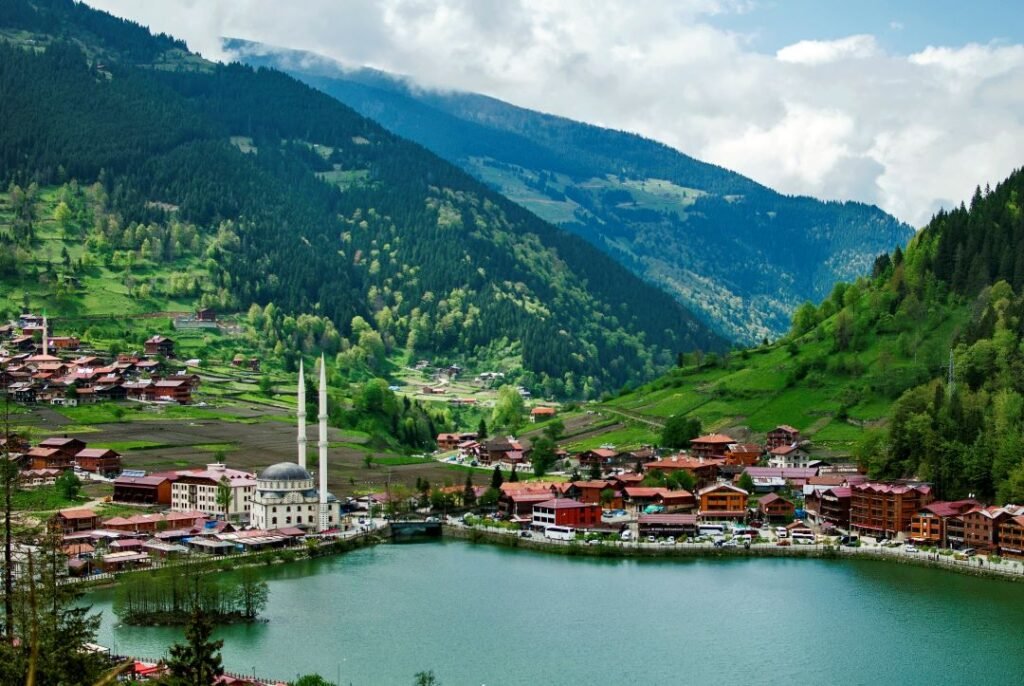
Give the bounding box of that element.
[0,0,725,399]
[227,39,915,343]
[596,167,1024,503]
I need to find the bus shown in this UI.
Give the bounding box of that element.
[544,526,576,541]
[698,524,725,537]
[791,531,816,544]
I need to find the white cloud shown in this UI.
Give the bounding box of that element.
[776,34,879,65]
[83,1,1024,227]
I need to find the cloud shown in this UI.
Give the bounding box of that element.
[776,34,879,65]
[82,1,1024,227]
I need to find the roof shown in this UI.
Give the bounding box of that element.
[853,482,932,496]
[531,406,557,415]
[76,448,119,459]
[770,425,800,434]
[258,462,312,481]
[769,444,802,456]
[572,480,615,490]
[759,492,791,505]
[923,499,981,518]
[744,467,818,479]
[534,498,595,510]
[698,483,748,496]
[582,448,618,458]
[645,456,721,471]
[638,514,698,525]
[39,437,81,447]
[57,508,97,520]
[691,434,735,445]
[114,475,174,487]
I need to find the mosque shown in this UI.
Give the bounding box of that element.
[250,356,342,531]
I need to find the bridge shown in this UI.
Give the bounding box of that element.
[389,520,443,541]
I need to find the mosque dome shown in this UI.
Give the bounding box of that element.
[258,462,313,481]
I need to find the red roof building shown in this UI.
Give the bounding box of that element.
[698,483,749,521]
[766,425,801,451]
[850,482,933,538]
[689,434,736,460]
[75,447,122,475]
[758,492,795,521]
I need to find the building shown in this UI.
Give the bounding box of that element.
[54,508,100,535]
[758,493,795,522]
[113,474,176,505]
[29,436,86,470]
[850,482,933,538]
[18,469,60,488]
[766,425,801,451]
[144,335,175,357]
[998,514,1024,559]
[963,506,1014,552]
[153,379,192,404]
[530,406,557,422]
[698,483,749,521]
[689,434,735,460]
[908,500,980,547]
[806,486,853,528]
[571,480,621,508]
[436,433,461,451]
[531,499,601,529]
[250,462,341,530]
[742,466,818,492]
[171,463,256,521]
[638,513,698,538]
[644,455,720,488]
[576,448,622,471]
[623,487,696,513]
[75,448,122,476]
[767,444,811,469]
[724,443,762,467]
[251,357,341,532]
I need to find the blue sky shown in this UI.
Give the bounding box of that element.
[87,0,1024,226]
[713,0,1023,53]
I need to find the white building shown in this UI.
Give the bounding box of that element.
[170,463,256,520]
[767,444,811,469]
[250,356,341,532]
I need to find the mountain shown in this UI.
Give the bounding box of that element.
[585,167,1024,504]
[0,0,726,399]
[225,39,915,344]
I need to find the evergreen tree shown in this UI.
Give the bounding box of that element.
[162,610,224,686]
[738,471,755,493]
[462,474,476,507]
[490,465,504,490]
[509,466,520,483]
[588,461,602,480]
[476,418,488,439]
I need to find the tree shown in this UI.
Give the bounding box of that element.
[258,374,273,396]
[162,611,224,686]
[588,461,602,480]
[414,671,440,686]
[215,476,232,520]
[55,470,81,500]
[738,471,755,493]
[508,465,519,482]
[530,437,557,477]
[660,415,701,450]
[234,568,269,619]
[292,676,336,686]
[569,467,581,482]
[490,465,504,489]
[668,469,696,493]
[462,474,476,507]
[599,488,615,508]
[491,385,525,433]
[476,418,488,440]
[478,487,499,508]
[542,418,565,442]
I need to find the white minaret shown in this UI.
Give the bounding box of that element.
[296,359,307,469]
[41,313,48,355]
[318,354,329,531]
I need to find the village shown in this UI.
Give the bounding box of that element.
[3,310,1024,684]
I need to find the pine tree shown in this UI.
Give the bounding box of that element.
[163,610,224,686]
[477,418,488,439]
[509,466,519,483]
[462,474,476,507]
[490,465,503,490]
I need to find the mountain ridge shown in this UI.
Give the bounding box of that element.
[225,38,915,343]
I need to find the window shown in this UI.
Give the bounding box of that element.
[272,517,277,525]
[286,517,291,524]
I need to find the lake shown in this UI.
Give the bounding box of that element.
[85,541,1024,685]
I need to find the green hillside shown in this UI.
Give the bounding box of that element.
[0,0,724,403]
[228,39,913,343]
[586,168,1024,503]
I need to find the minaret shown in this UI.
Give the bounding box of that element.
[41,312,48,355]
[296,359,307,469]
[318,354,329,531]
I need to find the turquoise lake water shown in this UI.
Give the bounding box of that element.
[84,541,1024,685]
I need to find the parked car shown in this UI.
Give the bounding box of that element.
[776,527,788,538]
[904,544,919,553]
[620,530,633,541]
[425,516,439,523]
[519,530,532,538]
[962,547,977,557]
[666,536,676,545]
[776,540,791,547]
[647,535,656,543]
[587,538,601,546]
